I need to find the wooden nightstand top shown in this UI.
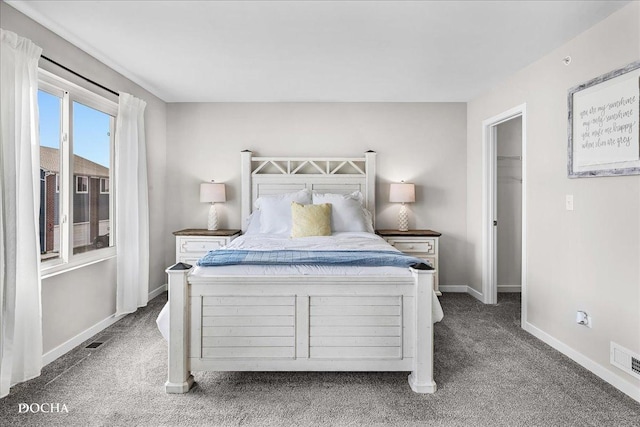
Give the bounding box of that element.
[376,229,441,237]
[173,229,241,237]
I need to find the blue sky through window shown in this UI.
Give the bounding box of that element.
[38,90,60,151]
[38,91,111,168]
[73,101,110,169]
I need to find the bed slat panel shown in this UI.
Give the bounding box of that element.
[311,296,399,306]
[203,316,294,327]
[203,326,295,337]
[202,347,295,358]
[308,295,402,360]
[296,296,310,359]
[310,336,401,347]
[255,183,306,197]
[203,336,294,347]
[403,296,415,358]
[310,347,401,359]
[203,305,294,316]
[310,326,400,337]
[190,296,202,357]
[310,305,400,316]
[203,296,294,306]
[310,316,401,326]
[310,183,362,194]
[200,295,297,359]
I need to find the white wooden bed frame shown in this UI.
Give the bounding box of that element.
[165,151,436,394]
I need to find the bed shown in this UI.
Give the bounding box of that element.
[160,151,442,394]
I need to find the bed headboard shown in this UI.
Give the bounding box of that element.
[240,151,377,233]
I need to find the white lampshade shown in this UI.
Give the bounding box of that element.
[200,182,226,203]
[389,182,415,203]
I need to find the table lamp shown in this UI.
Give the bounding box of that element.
[389,181,415,232]
[200,181,226,230]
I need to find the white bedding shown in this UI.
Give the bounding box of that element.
[157,232,443,340]
[192,232,414,277]
[225,231,403,252]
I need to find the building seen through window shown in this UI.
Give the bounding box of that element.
[38,81,115,262]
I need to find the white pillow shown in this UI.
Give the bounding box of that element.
[257,189,312,234]
[360,207,375,234]
[312,191,373,233]
[244,210,262,235]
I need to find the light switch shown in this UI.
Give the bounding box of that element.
[566,195,574,211]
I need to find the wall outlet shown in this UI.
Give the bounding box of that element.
[576,310,592,328]
[566,195,574,211]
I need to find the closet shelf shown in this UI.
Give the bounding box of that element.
[497,155,522,161]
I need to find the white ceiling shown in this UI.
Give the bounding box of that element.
[7,0,631,102]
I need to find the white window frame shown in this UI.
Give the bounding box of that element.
[76,176,88,194]
[55,173,60,193]
[39,69,118,278]
[100,177,109,194]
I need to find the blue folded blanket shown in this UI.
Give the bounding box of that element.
[197,249,431,269]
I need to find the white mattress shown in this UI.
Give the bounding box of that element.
[191,232,413,277]
[225,231,401,252]
[157,232,443,340]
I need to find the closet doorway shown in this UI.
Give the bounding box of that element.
[496,117,522,294]
[481,104,527,326]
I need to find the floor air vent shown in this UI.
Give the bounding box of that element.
[610,342,640,380]
[85,341,104,349]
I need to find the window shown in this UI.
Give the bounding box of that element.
[38,89,62,261]
[100,178,109,194]
[38,70,117,272]
[76,176,88,193]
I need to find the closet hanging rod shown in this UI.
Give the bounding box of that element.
[497,176,522,183]
[41,55,119,97]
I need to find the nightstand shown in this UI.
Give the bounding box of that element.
[173,229,241,265]
[376,229,442,295]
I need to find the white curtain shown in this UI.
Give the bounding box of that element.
[0,29,43,398]
[115,93,149,315]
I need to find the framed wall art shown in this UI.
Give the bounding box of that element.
[568,61,640,178]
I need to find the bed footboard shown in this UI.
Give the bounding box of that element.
[408,264,437,393]
[165,263,195,393]
[164,264,436,394]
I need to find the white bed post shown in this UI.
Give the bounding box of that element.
[165,263,194,393]
[241,150,252,233]
[408,265,437,393]
[365,151,377,226]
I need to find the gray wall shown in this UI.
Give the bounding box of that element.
[466,2,640,390]
[41,258,116,352]
[1,2,168,354]
[166,103,468,287]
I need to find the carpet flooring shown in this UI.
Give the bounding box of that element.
[1,293,638,426]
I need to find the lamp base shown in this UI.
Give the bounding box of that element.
[207,203,219,231]
[398,204,409,232]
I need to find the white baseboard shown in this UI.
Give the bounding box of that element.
[148,283,167,301]
[42,284,167,367]
[466,286,483,302]
[438,285,468,293]
[439,285,484,302]
[524,321,640,404]
[42,312,125,366]
[440,285,521,300]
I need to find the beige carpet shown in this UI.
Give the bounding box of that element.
[0,293,638,426]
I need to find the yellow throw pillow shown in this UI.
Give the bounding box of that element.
[291,202,332,238]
